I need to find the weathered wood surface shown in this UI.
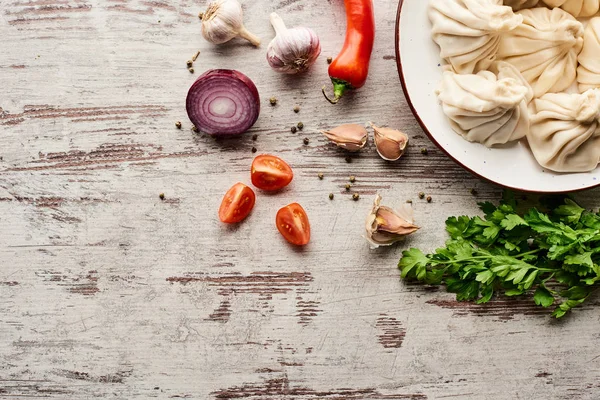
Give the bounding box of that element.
[1,0,600,399]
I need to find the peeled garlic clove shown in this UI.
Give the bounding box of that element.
[320,124,368,152]
[372,123,409,161]
[365,194,419,248]
[267,13,321,74]
[201,0,261,46]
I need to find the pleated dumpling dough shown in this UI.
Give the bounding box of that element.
[577,18,600,93]
[528,89,600,172]
[429,0,522,74]
[542,0,600,18]
[504,0,539,10]
[436,62,533,147]
[498,7,584,98]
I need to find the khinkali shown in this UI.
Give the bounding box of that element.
[527,89,600,172]
[577,18,600,93]
[429,0,522,74]
[541,0,600,18]
[436,62,533,147]
[504,0,540,10]
[497,7,584,98]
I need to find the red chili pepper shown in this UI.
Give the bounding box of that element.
[322,0,375,104]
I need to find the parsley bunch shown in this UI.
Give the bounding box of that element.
[399,193,600,318]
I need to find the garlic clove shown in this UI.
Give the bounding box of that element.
[267,13,321,74]
[375,206,418,234]
[320,124,368,152]
[371,123,409,161]
[365,195,419,248]
[201,0,261,46]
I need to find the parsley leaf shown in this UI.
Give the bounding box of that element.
[554,199,585,224]
[564,252,594,276]
[446,216,471,239]
[479,202,497,217]
[500,214,528,230]
[552,298,587,318]
[534,286,554,307]
[398,248,429,280]
[397,196,600,319]
[581,212,600,229]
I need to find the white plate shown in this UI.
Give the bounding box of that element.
[395,0,600,193]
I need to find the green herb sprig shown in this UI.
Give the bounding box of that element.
[399,193,600,318]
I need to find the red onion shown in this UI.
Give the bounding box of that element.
[186,69,260,136]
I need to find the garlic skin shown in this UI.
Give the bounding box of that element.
[371,123,409,161]
[201,0,261,46]
[320,124,368,152]
[266,12,321,74]
[365,195,419,249]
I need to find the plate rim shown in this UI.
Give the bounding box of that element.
[394,0,600,194]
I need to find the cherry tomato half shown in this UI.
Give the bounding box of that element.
[218,183,256,224]
[276,203,310,246]
[251,155,293,191]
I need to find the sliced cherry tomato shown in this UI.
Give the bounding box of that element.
[251,155,293,191]
[218,183,256,224]
[276,203,310,246]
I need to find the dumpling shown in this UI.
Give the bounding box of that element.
[436,62,533,147]
[527,89,600,172]
[577,18,600,93]
[497,7,584,98]
[541,0,600,18]
[504,0,540,10]
[429,0,522,74]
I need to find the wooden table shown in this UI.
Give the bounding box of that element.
[2,0,600,398]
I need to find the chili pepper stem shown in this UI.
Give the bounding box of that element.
[322,86,339,104]
[322,80,351,104]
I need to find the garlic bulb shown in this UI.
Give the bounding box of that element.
[266,12,321,74]
[320,124,368,152]
[365,195,419,248]
[371,123,409,161]
[201,0,260,46]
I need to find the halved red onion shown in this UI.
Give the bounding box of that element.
[186,69,260,136]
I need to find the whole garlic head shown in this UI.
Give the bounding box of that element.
[266,12,321,74]
[365,195,419,248]
[201,0,261,46]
